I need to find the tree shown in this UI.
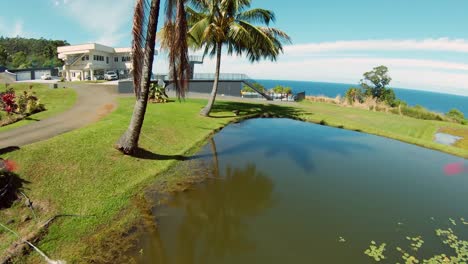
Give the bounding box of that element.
[360,65,392,99]
[11,51,29,69]
[185,0,291,116]
[116,0,189,154]
[0,45,9,66]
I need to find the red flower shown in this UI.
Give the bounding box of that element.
[0,159,18,172]
[444,162,465,176]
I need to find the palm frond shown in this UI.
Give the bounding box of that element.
[236,8,276,25]
[131,0,148,97]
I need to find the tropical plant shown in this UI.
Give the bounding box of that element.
[149,83,169,103]
[345,87,364,104]
[185,0,291,116]
[271,85,292,94]
[116,0,190,154]
[16,87,45,115]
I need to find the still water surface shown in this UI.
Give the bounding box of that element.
[131,118,468,263]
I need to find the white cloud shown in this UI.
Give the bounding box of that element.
[54,0,134,46]
[285,38,468,55]
[154,39,468,96]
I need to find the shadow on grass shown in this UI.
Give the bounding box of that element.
[0,171,28,209]
[132,148,188,161]
[209,101,308,119]
[0,146,20,155]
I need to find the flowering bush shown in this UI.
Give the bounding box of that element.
[17,87,45,115]
[0,88,17,114]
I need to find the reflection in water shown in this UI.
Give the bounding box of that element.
[132,138,274,264]
[127,119,468,263]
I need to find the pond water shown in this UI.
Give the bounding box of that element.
[129,118,468,263]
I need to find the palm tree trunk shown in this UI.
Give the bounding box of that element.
[200,42,222,116]
[116,0,160,154]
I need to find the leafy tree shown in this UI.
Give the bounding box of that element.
[116,0,189,154]
[0,45,9,66]
[345,87,364,104]
[360,65,392,98]
[184,0,291,116]
[359,65,398,106]
[11,51,29,69]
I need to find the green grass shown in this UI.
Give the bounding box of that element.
[1,98,300,262]
[0,83,77,132]
[2,97,468,262]
[298,100,468,157]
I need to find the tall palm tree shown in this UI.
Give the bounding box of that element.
[186,0,291,116]
[116,0,190,154]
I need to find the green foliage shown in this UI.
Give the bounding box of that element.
[185,0,291,62]
[364,241,386,261]
[271,85,292,94]
[16,87,45,115]
[446,109,466,124]
[399,105,445,121]
[242,83,266,93]
[149,83,169,103]
[359,65,397,105]
[345,87,364,104]
[0,37,69,68]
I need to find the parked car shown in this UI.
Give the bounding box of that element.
[104,71,118,81]
[41,73,52,80]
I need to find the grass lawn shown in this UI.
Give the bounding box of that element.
[1,97,468,262]
[0,83,77,132]
[297,100,468,157]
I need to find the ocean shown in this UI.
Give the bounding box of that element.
[256,79,468,116]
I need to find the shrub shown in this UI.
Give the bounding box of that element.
[400,105,444,121]
[149,83,169,103]
[0,88,17,114]
[345,87,364,104]
[17,87,45,115]
[446,108,466,124]
[242,83,265,93]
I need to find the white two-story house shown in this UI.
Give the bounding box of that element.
[57,43,133,81]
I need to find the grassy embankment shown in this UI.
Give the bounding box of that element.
[0,98,301,262]
[0,83,77,132]
[1,97,468,262]
[298,100,468,157]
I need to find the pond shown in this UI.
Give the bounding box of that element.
[129,118,468,263]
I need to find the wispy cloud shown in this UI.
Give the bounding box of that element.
[54,0,134,46]
[153,39,468,96]
[284,38,468,55]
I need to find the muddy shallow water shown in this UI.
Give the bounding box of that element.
[127,118,468,263]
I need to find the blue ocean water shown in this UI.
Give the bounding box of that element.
[256,79,468,116]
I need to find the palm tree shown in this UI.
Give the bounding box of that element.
[186,0,291,116]
[116,0,190,154]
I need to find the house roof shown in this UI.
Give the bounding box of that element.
[57,43,132,55]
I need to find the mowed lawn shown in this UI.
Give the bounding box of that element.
[0,98,243,262]
[0,83,77,132]
[297,100,468,157]
[1,97,468,262]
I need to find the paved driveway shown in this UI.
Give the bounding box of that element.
[0,83,118,149]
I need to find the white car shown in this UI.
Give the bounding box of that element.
[41,73,52,80]
[104,71,118,81]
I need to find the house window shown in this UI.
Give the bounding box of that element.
[106,57,109,64]
[114,57,118,62]
[82,55,89,61]
[122,56,131,62]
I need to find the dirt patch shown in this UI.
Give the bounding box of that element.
[94,103,116,122]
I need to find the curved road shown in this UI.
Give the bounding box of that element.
[0,83,118,149]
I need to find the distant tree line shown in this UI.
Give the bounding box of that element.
[0,37,69,69]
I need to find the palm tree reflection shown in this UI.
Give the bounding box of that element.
[144,163,274,264]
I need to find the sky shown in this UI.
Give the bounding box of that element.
[2,0,468,95]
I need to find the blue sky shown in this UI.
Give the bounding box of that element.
[2,0,468,95]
